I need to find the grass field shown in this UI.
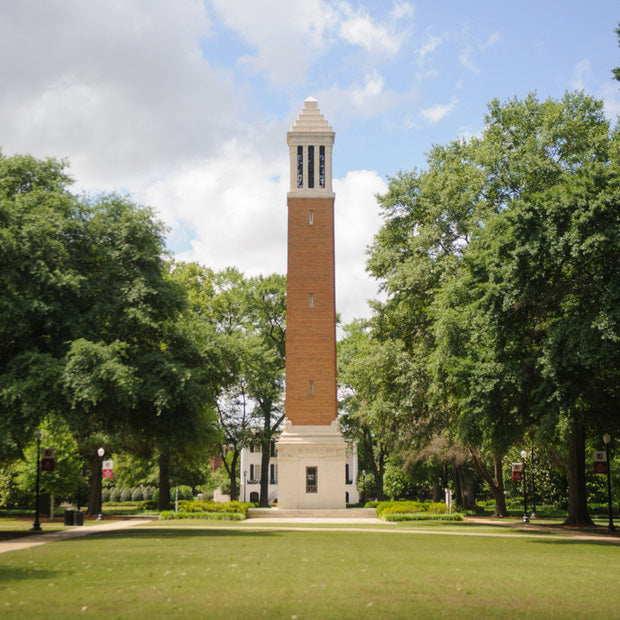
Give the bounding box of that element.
[1,520,619,619]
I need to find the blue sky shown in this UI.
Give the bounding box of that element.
[1,0,618,323]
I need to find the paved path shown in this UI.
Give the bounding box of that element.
[0,519,154,555]
[2,516,619,555]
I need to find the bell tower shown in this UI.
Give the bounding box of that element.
[276,97,346,509]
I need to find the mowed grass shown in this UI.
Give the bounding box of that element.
[1,522,619,619]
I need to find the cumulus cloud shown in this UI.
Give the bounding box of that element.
[420,98,459,124]
[139,147,384,323]
[0,0,239,190]
[334,170,386,322]
[208,0,412,84]
[571,59,591,91]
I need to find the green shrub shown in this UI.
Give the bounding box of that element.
[159,511,245,521]
[131,487,144,502]
[176,499,250,517]
[101,488,111,503]
[383,512,463,522]
[365,501,380,508]
[376,501,447,517]
[120,487,132,502]
[109,487,121,503]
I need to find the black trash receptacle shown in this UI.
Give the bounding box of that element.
[64,509,74,526]
[73,511,84,526]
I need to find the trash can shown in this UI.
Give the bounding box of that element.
[73,511,84,526]
[64,509,74,526]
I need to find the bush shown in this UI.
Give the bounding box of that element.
[177,499,250,517]
[159,511,244,521]
[101,488,111,503]
[376,501,447,518]
[384,512,463,522]
[131,487,144,502]
[120,487,132,502]
[109,487,121,503]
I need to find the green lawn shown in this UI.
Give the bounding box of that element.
[1,521,619,618]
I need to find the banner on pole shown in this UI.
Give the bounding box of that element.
[102,459,114,479]
[41,448,55,472]
[512,462,523,482]
[593,451,608,474]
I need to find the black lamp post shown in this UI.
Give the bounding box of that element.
[603,434,615,532]
[362,469,366,505]
[530,445,536,519]
[520,450,529,523]
[97,447,105,520]
[30,430,43,532]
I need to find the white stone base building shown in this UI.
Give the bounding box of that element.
[239,433,360,506]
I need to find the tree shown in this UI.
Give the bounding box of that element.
[0,154,82,459]
[1,153,224,513]
[167,265,286,507]
[367,92,619,524]
[14,414,83,516]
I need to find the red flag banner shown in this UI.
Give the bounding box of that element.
[593,451,608,475]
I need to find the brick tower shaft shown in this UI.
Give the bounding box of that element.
[277,97,346,510]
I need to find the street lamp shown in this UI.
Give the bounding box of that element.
[530,446,536,519]
[520,450,529,523]
[603,434,615,532]
[30,430,43,532]
[362,469,366,505]
[97,447,105,520]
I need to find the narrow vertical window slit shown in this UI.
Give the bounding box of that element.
[308,145,314,188]
[297,145,303,188]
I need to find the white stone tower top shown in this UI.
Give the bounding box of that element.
[287,97,335,198]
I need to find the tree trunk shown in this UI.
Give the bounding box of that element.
[259,434,271,507]
[158,453,171,510]
[564,421,593,526]
[86,450,102,515]
[454,463,463,508]
[229,451,239,501]
[469,449,508,517]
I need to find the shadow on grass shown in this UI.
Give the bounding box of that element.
[67,528,282,542]
[530,537,620,547]
[0,566,65,584]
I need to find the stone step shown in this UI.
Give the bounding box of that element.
[247,508,377,519]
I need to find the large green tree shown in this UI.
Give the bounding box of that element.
[1,154,222,514]
[367,92,619,523]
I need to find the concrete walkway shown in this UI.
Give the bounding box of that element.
[0,518,154,555]
[2,515,619,555]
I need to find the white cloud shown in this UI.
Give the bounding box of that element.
[417,34,443,63]
[338,5,403,56]
[458,30,501,74]
[141,141,289,277]
[140,144,384,323]
[571,59,591,91]
[208,0,412,84]
[420,98,459,124]
[459,46,479,74]
[0,0,239,190]
[334,170,386,322]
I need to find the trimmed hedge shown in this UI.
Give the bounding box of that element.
[159,511,244,521]
[383,512,463,522]
[176,500,251,518]
[376,501,448,518]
